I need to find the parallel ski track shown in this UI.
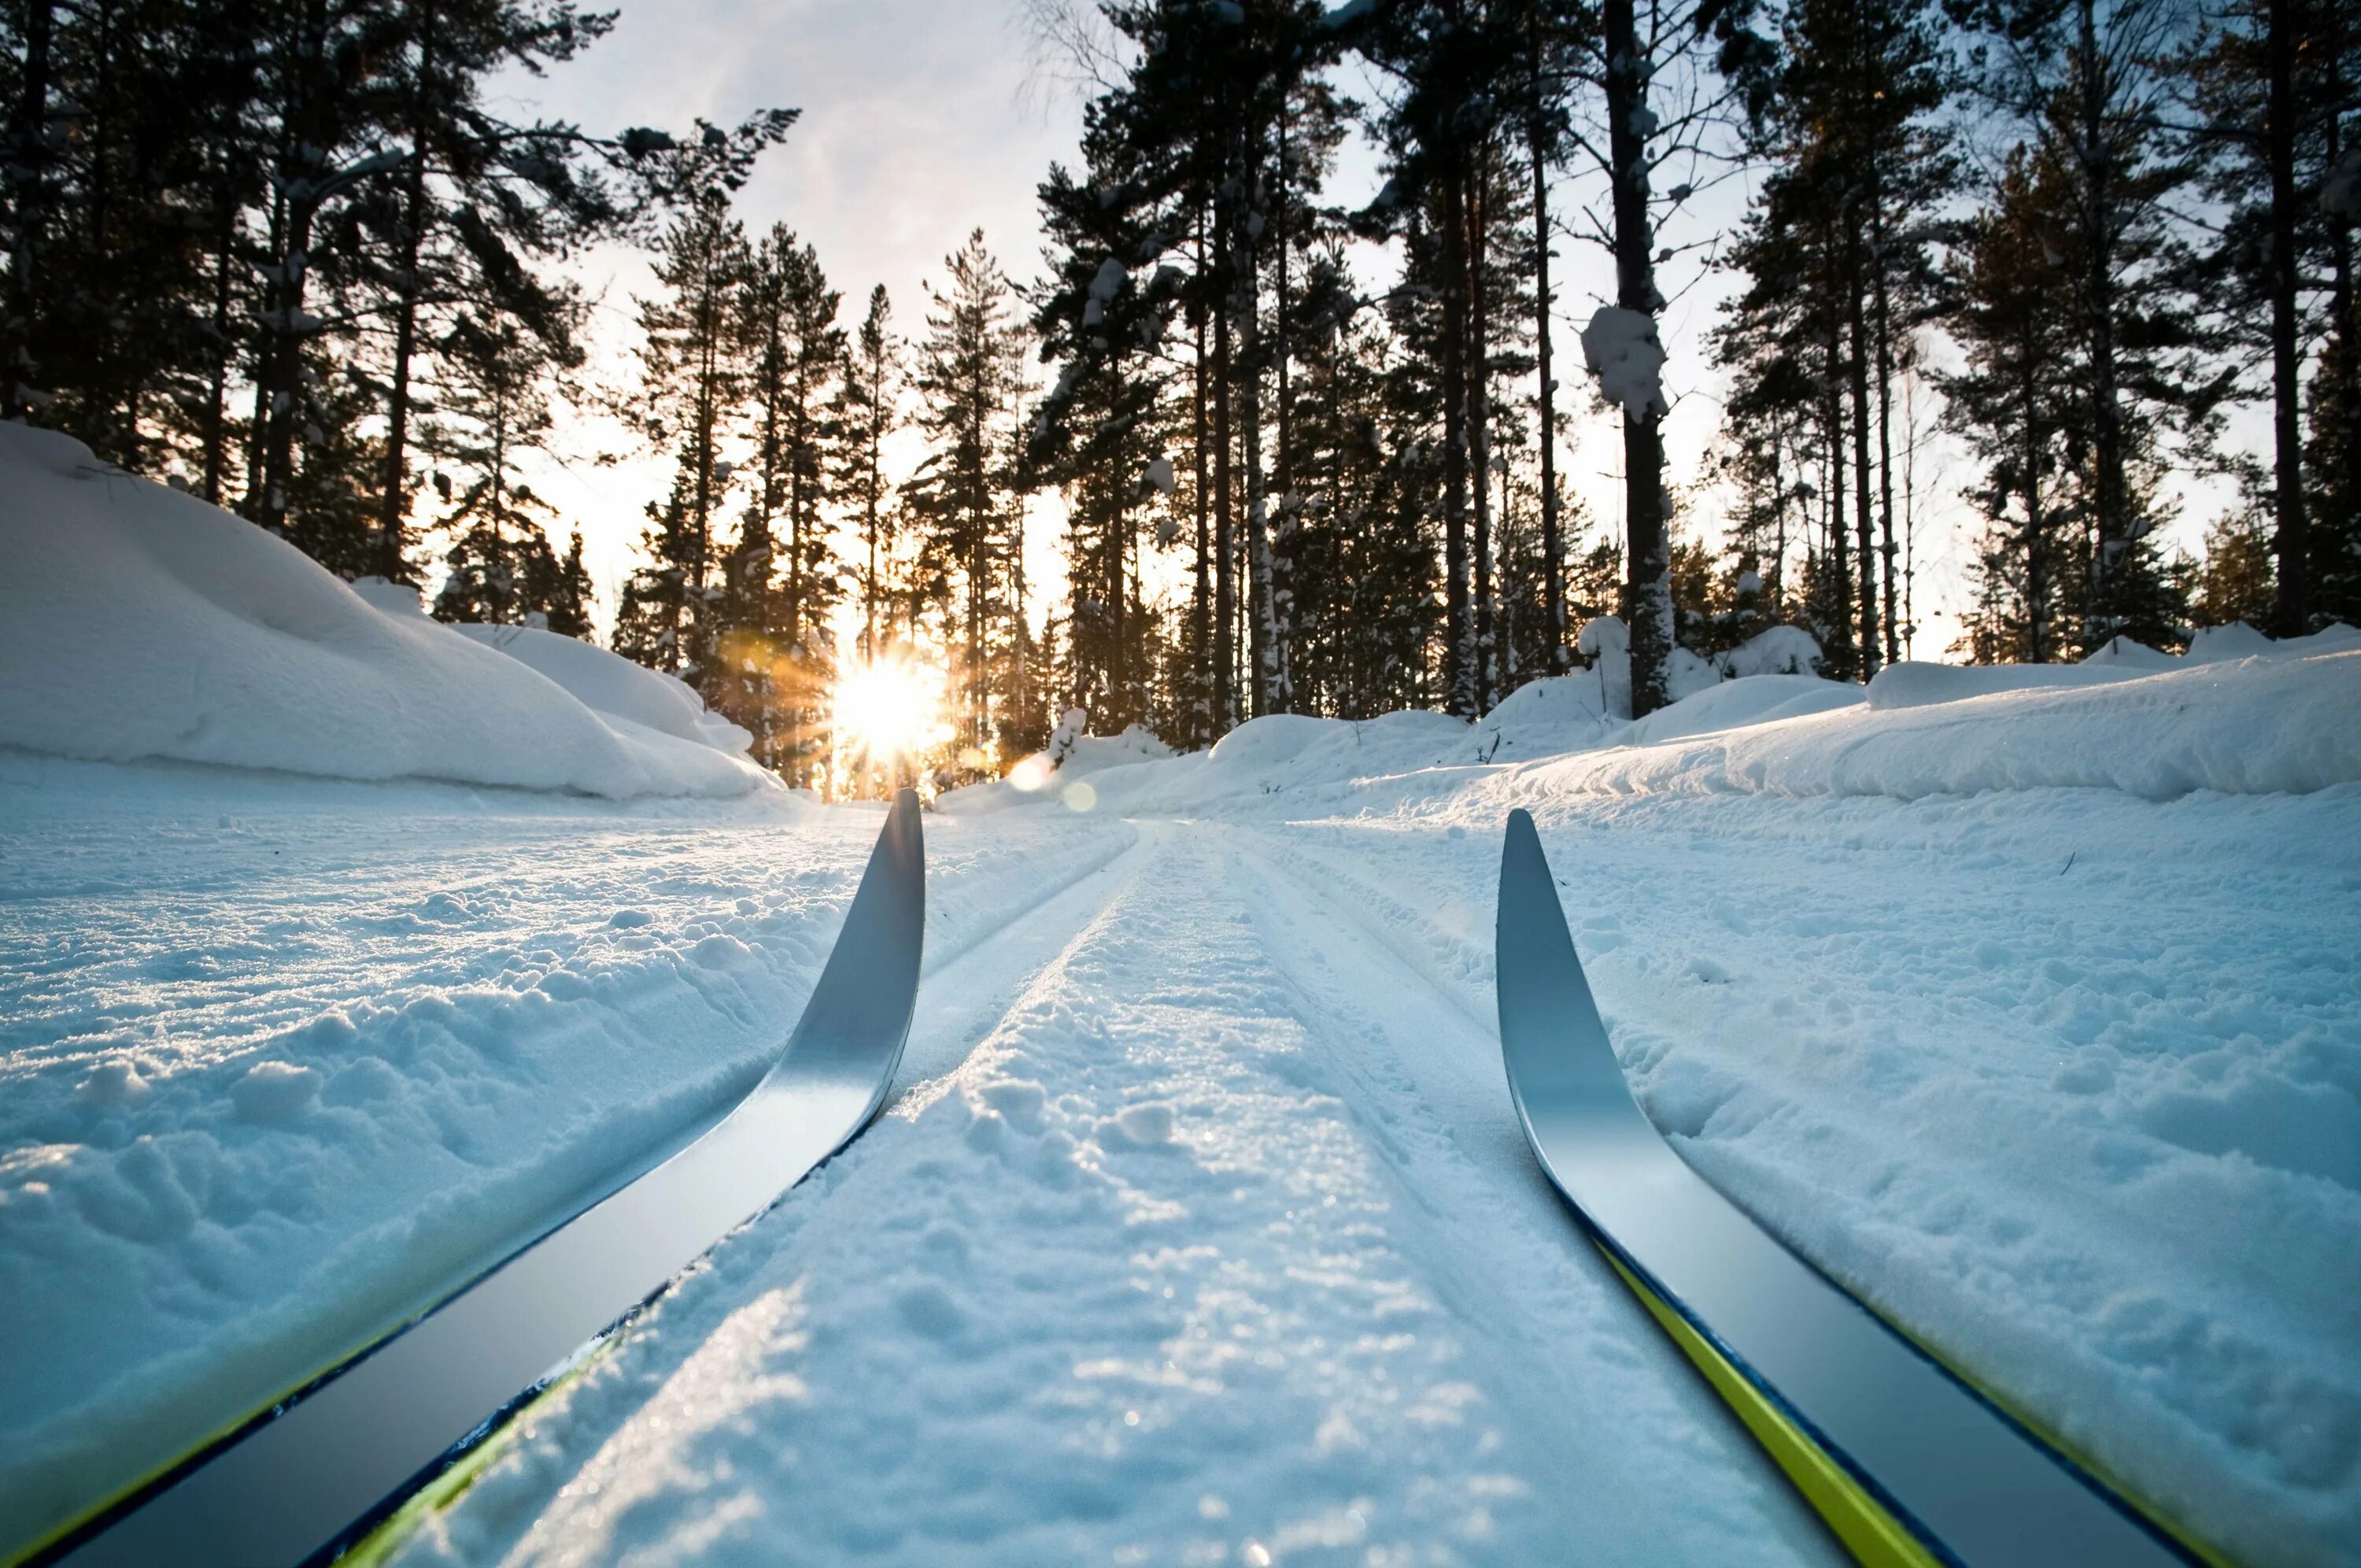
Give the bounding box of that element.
[344,825,1169,1567]
[14,818,1147,1568]
[1217,828,1844,1566]
[330,824,1164,1565]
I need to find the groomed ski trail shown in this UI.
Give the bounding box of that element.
[377,825,1833,1568]
[0,792,1137,1560]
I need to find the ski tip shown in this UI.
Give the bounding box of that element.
[885,786,923,859]
[1505,806,1539,855]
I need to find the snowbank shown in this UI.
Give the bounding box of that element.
[1520,647,2361,802]
[937,724,1176,816]
[1878,622,2361,710]
[0,422,768,799]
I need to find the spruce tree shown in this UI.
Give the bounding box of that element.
[907,230,1025,774]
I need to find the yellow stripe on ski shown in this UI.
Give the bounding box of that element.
[1597,1243,1942,1568]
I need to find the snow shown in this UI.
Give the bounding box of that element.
[6,452,2359,1568]
[0,755,1137,1553]
[0,423,767,799]
[1580,305,1668,419]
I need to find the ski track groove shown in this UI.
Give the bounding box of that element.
[380,824,1831,1568]
[1215,833,1841,1566]
[0,806,1138,1559]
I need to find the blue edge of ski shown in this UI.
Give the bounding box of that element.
[19,789,926,1568]
[1496,806,2226,1568]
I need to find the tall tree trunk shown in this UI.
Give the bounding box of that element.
[2078,0,2127,646]
[1873,206,1901,669]
[2023,346,2048,662]
[1469,148,1496,712]
[1192,223,1213,743]
[2265,0,2310,633]
[1241,275,1278,716]
[1440,160,1475,717]
[200,192,238,505]
[1271,101,1295,714]
[3,0,55,418]
[1530,107,1567,673]
[1849,249,1879,677]
[1214,217,1237,733]
[1603,0,1671,716]
[254,0,334,535]
[1823,276,1853,677]
[376,0,439,581]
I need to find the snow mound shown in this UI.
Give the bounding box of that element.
[2082,634,2182,669]
[1714,623,1823,677]
[1868,660,2145,710]
[1880,622,2359,709]
[1621,674,1864,746]
[937,724,1174,815]
[1524,648,2361,802]
[0,422,769,799]
[447,622,754,757]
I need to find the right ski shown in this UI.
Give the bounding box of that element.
[28,789,926,1568]
[1494,807,2211,1568]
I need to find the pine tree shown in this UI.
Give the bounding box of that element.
[632,192,749,677]
[907,230,1024,775]
[423,294,585,625]
[2182,0,2361,631]
[1942,150,2082,662]
[836,284,900,662]
[1956,0,2225,655]
[730,223,844,782]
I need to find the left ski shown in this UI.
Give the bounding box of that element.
[37,789,926,1568]
[1494,807,2206,1568]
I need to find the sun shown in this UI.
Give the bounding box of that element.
[833,658,948,763]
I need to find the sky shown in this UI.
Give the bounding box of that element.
[490,0,2242,675]
[490,0,1088,633]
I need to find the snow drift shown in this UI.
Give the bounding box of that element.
[0,422,768,799]
[1520,646,2361,802]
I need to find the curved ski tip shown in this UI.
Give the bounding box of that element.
[881,787,925,865]
[1505,806,1539,852]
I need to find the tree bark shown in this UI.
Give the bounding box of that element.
[1603,0,1671,717]
[1849,243,1879,677]
[3,0,55,418]
[1531,105,1567,673]
[1873,205,1901,668]
[1213,217,1236,734]
[1192,215,1213,742]
[377,0,439,582]
[2265,0,2311,633]
[1469,145,1496,712]
[1440,157,1475,717]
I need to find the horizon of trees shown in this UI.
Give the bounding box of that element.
[3,0,2353,794]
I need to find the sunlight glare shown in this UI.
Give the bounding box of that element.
[834,659,948,763]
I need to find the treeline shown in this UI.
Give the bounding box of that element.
[610,210,1055,789]
[0,0,790,629]
[6,0,2355,777]
[1025,0,2358,731]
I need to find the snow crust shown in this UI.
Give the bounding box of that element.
[0,422,767,799]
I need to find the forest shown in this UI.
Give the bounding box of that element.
[2,0,2354,795]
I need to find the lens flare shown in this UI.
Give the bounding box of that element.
[834,659,948,762]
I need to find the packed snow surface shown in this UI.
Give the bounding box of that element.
[0,423,766,799]
[4,599,2358,1564]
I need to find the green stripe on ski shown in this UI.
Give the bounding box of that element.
[1596,1242,1942,1568]
[1600,1242,2240,1568]
[339,1338,622,1568]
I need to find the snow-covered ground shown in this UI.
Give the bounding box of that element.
[5,435,2358,1566]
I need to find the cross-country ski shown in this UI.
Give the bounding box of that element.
[6,1,2359,1562]
[36,791,922,1567]
[1495,806,2200,1568]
